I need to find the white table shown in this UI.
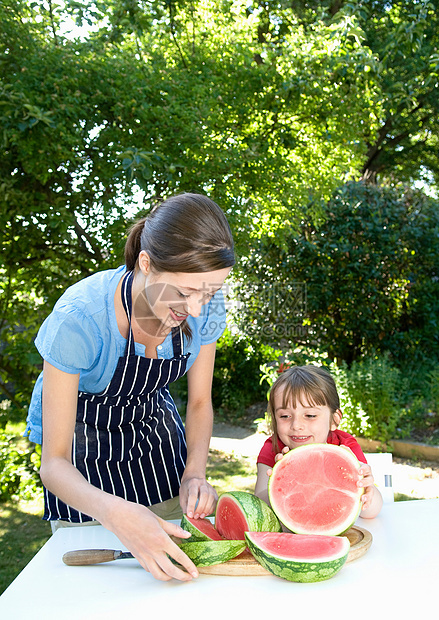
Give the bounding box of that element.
[1,499,438,620]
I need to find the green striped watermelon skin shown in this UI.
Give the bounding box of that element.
[215,491,281,540]
[245,532,350,583]
[180,514,224,541]
[179,540,246,567]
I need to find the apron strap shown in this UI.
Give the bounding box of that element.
[171,326,184,357]
[120,270,136,357]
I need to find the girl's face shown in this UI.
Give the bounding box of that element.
[137,251,231,333]
[273,386,340,450]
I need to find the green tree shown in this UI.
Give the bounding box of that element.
[257,0,439,188]
[1,1,132,412]
[359,0,439,186]
[1,0,379,409]
[234,181,439,366]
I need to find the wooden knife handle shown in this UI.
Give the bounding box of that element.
[62,549,121,565]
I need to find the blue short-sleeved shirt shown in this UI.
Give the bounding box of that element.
[25,265,227,443]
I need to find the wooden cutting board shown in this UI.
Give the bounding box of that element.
[197,525,372,576]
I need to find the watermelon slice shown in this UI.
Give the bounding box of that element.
[245,531,350,582]
[268,444,364,536]
[179,539,246,567]
[215,491,281,540]
[180,514,224,541]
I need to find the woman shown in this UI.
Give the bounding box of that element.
[25,193,235,581]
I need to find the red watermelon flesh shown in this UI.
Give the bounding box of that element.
[181,515,224,541]
[215,495,250,540]
[215,491,282,540]
[268,444,364,536]
[246,531,348,561]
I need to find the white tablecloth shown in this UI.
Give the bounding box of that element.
[1,499,438,620]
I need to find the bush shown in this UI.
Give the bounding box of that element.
[259,350,439,444]
[0,431,42,501]
[212,329,281,421]
[169,329,281,424]
[334,355,405,443]
[235,182,439,368]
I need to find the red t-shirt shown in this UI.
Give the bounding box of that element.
[256,429,367,467]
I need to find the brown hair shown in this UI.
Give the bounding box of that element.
[124,193,235,272]
[268,365,341,453]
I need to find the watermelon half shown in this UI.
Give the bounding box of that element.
[268,444,364,536]
[180,514,224,541]
[179,540,246,567]
[245,531,350,582]
[215,491,281,540]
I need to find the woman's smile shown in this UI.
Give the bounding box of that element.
[169,306,189,322]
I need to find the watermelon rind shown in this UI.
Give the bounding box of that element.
[268,444,364,536]
[179,540,246,567]
[215,491,282,540]
[180,514,223,541]
[245,531,350,583]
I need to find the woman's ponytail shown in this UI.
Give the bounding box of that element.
[124,218,147,271]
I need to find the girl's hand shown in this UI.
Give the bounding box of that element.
[104,498,197,582]
[274,446,290,464]
[358,464,377,511]
[266,446,291,475]
[179,475,218,519]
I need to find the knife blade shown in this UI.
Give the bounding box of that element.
[62,549,134,566]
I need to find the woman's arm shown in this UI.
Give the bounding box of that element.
[180,341,218,519]
[40,361,197,582]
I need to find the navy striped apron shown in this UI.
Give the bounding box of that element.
[44,270,190,522]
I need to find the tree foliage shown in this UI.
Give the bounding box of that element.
[234,181,439,366]
[0,0,380,408]
[1,0,438,411]
[265,0,439,187]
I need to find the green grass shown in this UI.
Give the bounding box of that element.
[393,493,420,502]
[206,449,257,495]
[0,495,51,595]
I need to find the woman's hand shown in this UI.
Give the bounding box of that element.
[103,498,198,582]
[179,475,218,519]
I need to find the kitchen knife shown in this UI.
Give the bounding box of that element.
[62,549,134,566]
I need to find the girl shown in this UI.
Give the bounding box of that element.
[254,365,383,519]
[25,193,235,581]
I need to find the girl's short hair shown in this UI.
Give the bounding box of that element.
[124,193,235,273]
[268,365,340,453]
